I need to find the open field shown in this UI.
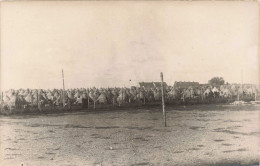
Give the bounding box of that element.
[0,105,259,166]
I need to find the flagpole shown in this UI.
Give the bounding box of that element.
[160,72,166,127]
[62,69,65,108]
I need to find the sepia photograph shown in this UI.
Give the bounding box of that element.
[0,1,259,166]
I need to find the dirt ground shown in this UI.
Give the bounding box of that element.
[0,104,259,166]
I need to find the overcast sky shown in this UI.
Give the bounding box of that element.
[1,1,259,90]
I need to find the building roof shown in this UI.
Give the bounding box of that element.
[174,81,200,88]
[139,82,167,88]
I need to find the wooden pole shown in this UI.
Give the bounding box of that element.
[1,92,3,110]
[122,88,124,104]
[31,91,33,108]
[87,90,90,109]
[36,90,39,110]
[62,69,65,108]
[160,72,166,127]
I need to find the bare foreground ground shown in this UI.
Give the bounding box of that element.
[0,105,259,166]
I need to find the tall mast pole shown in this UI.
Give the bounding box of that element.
[160,72,166,127]
[62,69,65,108]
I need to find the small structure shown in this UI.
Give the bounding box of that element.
[139,82,167,89]
[174,81,200,89]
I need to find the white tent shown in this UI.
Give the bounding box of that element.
[212,87,219,93]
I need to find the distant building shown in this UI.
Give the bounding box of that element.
[174,81,200,89]
[231,83,258,87]
[139,82,167,88]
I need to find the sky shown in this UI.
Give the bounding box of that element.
[1,1,259,90]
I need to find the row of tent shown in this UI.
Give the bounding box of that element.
[0,84,259,110]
